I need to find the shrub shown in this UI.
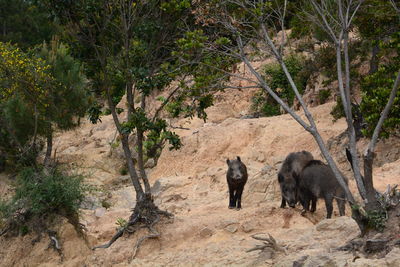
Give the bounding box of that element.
[263,54,307,105]
[12,168,87,217]
[0,198,11,224]
[367,210,387,232]
[330,98,346,121]
[251,55,309,117]
[119,166,128,176]
[250,91,280,117]
[314,45,337,79]
[360,32,400,138]
[318,90,331,104]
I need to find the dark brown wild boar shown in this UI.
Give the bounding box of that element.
[298,160,347,218]
[278,151,313,208]
[226,156,248,210]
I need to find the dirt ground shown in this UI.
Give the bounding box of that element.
[1,81,399,266]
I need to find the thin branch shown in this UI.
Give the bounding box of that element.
[236,35,312,131]
[365,70,400,155]
[247,233,286,254]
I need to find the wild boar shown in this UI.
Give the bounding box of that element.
[226,156,248,210]
[278,151,314,208]
[298,160,347,218]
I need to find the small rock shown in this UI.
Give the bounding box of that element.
[385,247,400,267]
[261,165,273,175]
[94,207,106,218]
[219,219,239,229]
[199,227,214,238]
[114,175,130,185]
[145,158,156,169]
[225,224,238,233]
[257,153,265,162]
[241,220,257,233]
[292,255,308,267]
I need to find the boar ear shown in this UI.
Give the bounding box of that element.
[226,159,230,165]
[236,156,241,162]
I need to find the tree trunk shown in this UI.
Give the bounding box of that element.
[126,82,134,121]
[363,71,400,210]
[137,128,151,194]
[137,94,151,194]
[369,42,380,75]
[120,133,145,201]
[44,131,52,168]
[363,152,379,210]
[336,38,367,200]
[107,90,145,201]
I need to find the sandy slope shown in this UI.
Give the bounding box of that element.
[0,86,399,266]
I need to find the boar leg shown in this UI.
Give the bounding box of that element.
[310,196,317,212]
[235,186,244,210]
[324,194,334,218]
[229,186,236,209]
[336,198,346,216]
[280,197,286,208]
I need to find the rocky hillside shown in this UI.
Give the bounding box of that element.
[1,82,400,266]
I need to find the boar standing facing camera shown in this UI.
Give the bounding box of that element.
[226,156,248,210]
[278,151,314,208]
[298,160,347,218]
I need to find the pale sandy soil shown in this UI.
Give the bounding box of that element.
[0,82,399,267]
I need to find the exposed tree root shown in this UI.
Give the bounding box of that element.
[247,233,286,255]
[48,230,61,250]
[93,195,173,252]
[130,213,160,261]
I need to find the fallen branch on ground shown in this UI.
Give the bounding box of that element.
[247,233,286,254]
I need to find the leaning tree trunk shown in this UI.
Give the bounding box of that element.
[369,42,380,75]
[363,71,400,211]
[136,94,151,194]
[44,131,53,168]
[106,90,145,201]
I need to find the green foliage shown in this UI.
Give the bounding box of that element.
[314,45,337,79]
[37,38,90,130]
[0,0,58,49]
[13,168,87,217]
[251,55,308,117]
[101,199,111,209]
[0,167,88,234]
[102,108,112,116]
[0,40,89,167]
[0,198,12,221]
[250,91,280,117]
[330,98,346,121]
[87,102,103,124]
[115,217,128,229]
[263,54,307,104]
[318,90,331,104]
[19,225,29,236]
[119,166,128,176]
[0,42,53,166]
[366,210,387,232]
[355,0,398,41]
[361,32,400,138]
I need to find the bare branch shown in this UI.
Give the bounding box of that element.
[236,35,312,131]
[247,233,286,254]
[365,71,400,155]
